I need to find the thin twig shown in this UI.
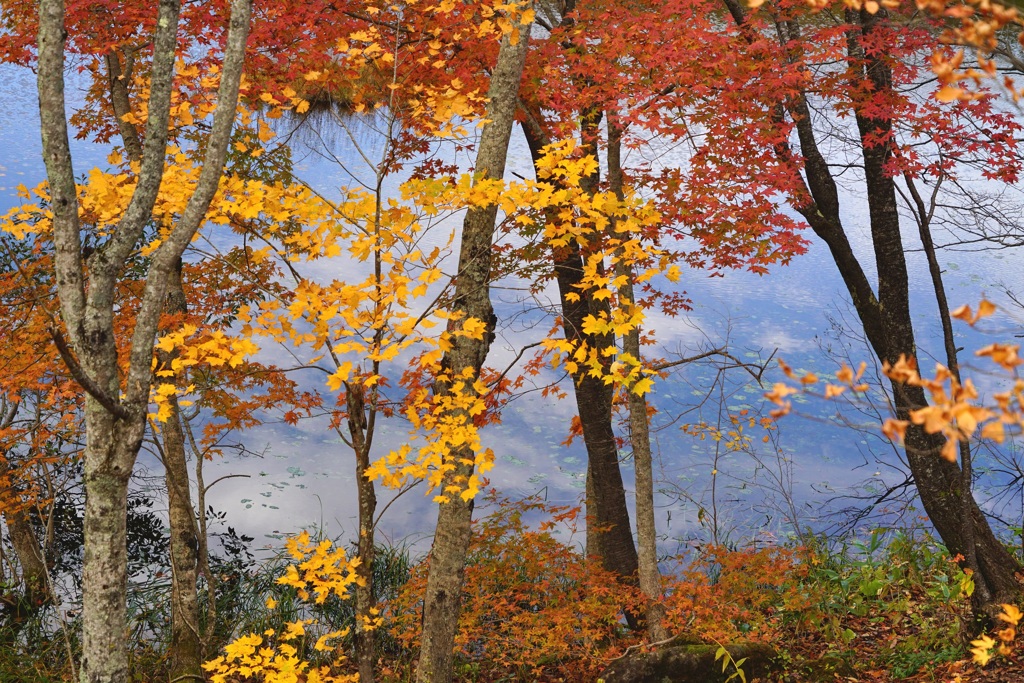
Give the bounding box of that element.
[488,341,544,389]
[603,635,680,662]
[202,473,251,494]
[652,348,726,372]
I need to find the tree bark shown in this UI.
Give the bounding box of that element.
[0,450,51,614]
[521,113,641,597]
[518,0,642,596]
[767,9,1021,610]
[347,381,378,683]
[850,8,1020,608]
[608,118,668,641]
[35,1,251,680]
[415,12,532,683]
[156,264,204,681]
[103,48,205,675]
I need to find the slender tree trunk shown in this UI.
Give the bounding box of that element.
[608,118,667,641]
[104,49,142,161]
[903,173,992,614]
[0,447,51,612]
[347,382,378,683]
[415,12,532,683]
[156,264,204,681]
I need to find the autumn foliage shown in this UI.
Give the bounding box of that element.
[4,0,1024,680]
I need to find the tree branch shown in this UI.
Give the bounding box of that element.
[48,327,131,420]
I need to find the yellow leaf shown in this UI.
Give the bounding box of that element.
[951,304,973,322]
[999,603,1023,627]
[981,420,1005,443]
[632,376,655,396]
[977,299,996,320]
[327,361,354,391]
[882,419,909,443]
[971,634,996,666]
[281,620,305,641]
[461,317,487,340]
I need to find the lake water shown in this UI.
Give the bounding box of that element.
[3,61,1023,560]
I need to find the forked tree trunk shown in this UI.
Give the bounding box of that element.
[762,6,1021,612]
[415,12,532,683]
[35,1,250,680]
[848,8,1020,609]
[103,52,205,675]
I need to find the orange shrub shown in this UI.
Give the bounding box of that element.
[661,545,812,643]
[389,494,644,682]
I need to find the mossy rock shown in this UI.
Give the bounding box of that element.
[598,640,779,683]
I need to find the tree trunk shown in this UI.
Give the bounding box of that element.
[35,1,251,680]
[608,118,668,641]
[347,382,378,683]
[904,172,991,613]
[415,12,532,683]
[103,42,205,675]
[156,263,204,681]
[0,451,51,613]
[103,47,205,675]
[521,114,641,597]
[80,414,142,683]
[770,9,1022,611]
[849,8,1020,608]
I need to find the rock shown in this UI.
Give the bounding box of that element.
[598,639,779,683]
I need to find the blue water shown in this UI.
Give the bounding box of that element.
[4,60,1024,559]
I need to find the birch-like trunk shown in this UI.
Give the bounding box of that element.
[35,2,250,680]
[415,12,532,683]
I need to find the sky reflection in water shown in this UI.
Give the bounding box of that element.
[3,62,1024,559]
